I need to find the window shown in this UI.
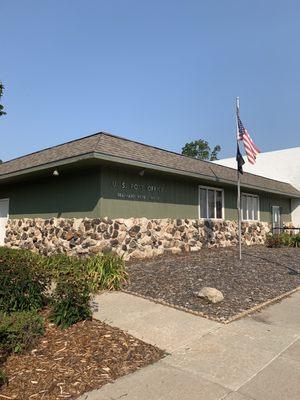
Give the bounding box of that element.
[199,186,224,219]
[241,193,259,221]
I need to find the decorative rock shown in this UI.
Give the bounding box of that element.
[110,239,119,247]
[130,249,147,259]
[89,245,102,254]
[4,217,271,261]
[190,245,201,252]
[196,287,224,303]
[65,231,74,241]
[128,225,141,237]
[111,229,119,238]
[140,235,153,246]
[171,248,181,255]
[96,242,112,253]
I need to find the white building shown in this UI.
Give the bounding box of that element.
[215,147,300,227]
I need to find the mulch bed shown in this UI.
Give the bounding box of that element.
[124,246,300,322]
[0,313,164,400]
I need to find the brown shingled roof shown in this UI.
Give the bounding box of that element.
[0,132,299,197]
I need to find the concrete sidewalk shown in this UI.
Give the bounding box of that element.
[80,291,300,400]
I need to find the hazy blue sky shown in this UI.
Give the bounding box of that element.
[1,0,300,162]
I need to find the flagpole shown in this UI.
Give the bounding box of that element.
[236,97,242,261]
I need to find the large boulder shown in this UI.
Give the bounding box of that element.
[195,287,224,304]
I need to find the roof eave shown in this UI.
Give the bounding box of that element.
[0,152,95,182]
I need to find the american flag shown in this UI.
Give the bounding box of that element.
[237,113,260,164]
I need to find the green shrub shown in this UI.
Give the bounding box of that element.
[85,253,127,292]
[46,252,128,293]
[0,248,50,313]
[266,232,300,248]
[0,247,127,329]
[0,247,47,275]
[0,247,127,294]
[50,280,92,329]
[288,233,300,247]
[42,253,82,279]
[0,311,44,353]
[0,370,8,387]
[48,253,127,329]
[46,255,94,329]
[266,233,282,248]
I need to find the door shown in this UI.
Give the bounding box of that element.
[0,198,9,246]
[272,206,281,233]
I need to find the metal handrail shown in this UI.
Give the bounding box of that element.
[272,226,300,233]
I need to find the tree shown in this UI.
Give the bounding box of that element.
[0,82,6,117]
[181,139,221,161]
[210,144,221,161]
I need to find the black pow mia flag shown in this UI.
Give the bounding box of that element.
[236,142,245,174]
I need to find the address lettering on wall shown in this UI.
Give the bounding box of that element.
[111,180,164,201]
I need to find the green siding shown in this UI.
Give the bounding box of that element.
[100,167,291,222]
[0,163,292,222]
[224,188,238,221]
[259,193,291,223]
[100,167,198,218]
[224,187,291,222]
[0,169,101,219]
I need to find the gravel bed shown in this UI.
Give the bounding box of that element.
[0,314,164,400]
[125,246,300,322]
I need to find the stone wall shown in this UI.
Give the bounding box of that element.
[4,218,271,260]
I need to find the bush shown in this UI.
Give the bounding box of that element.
[0,311,44,353]
[46,252,128,293]
[50,280,92,329]
[266,233,282,248]
[0,248,50,313]
[287,233,300,247]
[46,256,92,329]
[48,253,127,329]
[266,232,300,248]
[0,247,46,274]
[0,247,127,329]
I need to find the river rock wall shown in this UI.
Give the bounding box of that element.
[4,218,271,260]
